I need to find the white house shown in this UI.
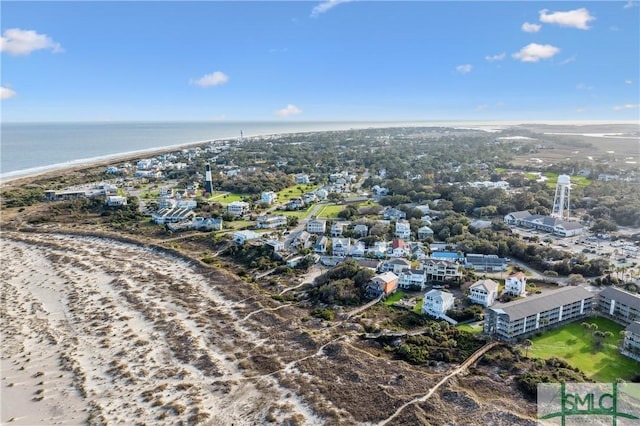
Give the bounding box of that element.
[504,272,527,297]
[395,220,411,240]
[391,239,410,258]
[351,241,366,258]
[191,217,223,231]
[314,236,328,253]
[330,222,346,237]
[353,224,369,238]
[152,207,195,224]
[422,289,455,318]
[417,226,434,240]
[468,279,499,307]
[232,230,261,244]
[105,195,128,207]
[294,174,310,184]
[398,269,427,291]
[227,201,250,216]
[261,191,278,205]
[381,258,411,275]
[332,238,351,257]
[307,219,327,234]
[257,215,288,229]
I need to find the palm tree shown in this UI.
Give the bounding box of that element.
[523,339,533,357]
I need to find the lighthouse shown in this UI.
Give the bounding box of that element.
[205,164,213,194]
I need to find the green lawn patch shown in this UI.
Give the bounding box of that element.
[317,204,345,219]
[216,193,249,203]
[384,290,405,306]
[276,206,315,219]
[457,323,483,334]
[525,172,540,181]
[413,299,424,314]
[529,317,638,382]
[494,167,507,174]
[277,184,320,202]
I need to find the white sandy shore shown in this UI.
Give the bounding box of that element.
[1,233,320,425]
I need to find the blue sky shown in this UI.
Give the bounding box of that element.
[1,1,639,122]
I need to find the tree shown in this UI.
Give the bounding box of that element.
[523,339,533,357]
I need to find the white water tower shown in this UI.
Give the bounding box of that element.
[552,174,571,219]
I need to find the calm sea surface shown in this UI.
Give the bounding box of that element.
[0,120,503,180]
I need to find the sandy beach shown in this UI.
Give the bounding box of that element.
[0,232,321,425]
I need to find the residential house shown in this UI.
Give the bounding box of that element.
[191,217,223,231]
[395,220,411,240]
[598,287,640,325]
[332,238,351,257]
[367,241,388,259]
[264,239,285,253]
[621,321,640,362]
[351,241,366,258]
[422,289,455,318]
[504,272,527,297]
[391,239,410,258]
[330,222,347,237]
[365,272,398,299]
[422,259,463,283]
[307,219,327,234]
[227,201,250,216]
[353,224,369,238]
[384,208,406,221]
[469,279,499,307]
[371,185,389,201]
[286,198,305,210]
[355,259,382,272]
[286,256,305,268]
[302,193,317,204]
[464,254,508,272]
[261,191,278,205]
[429,251,464,262]
[381,258,411,275]
[152,207,195,225]
[313,236,328,254]
[232,230,261,244]
[398,269,427,291]
[484,286,594,341]
[294,174,310,184]
[315,188,328,200]
[294,231,312,249]
[410,244,428,261]
[105,195,128,207]
[257,215,288,229]
[418,226,434,240]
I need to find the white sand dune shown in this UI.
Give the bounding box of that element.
[1,233,320,425]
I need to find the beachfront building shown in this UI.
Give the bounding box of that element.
[395,220,411,240]
[227,201,250,216]
[364,272,398,299]
[381,258,411,275]
[152,207,195,225]
[422,289,455,319]
[464,254,508,272]
[232,230,260,244]
[105,195,128,207]
[294,174,310,184]
[468,279,499,307]
[504,272,527,297]
[503,211,585,238]
[597,287,640,325]
[422,259,463,283]
[398,269,427,291]
[621,321,640,362]
[191,217,223,231]
[331,238,351,257]
[484,286,594,341]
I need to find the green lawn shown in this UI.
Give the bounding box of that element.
[276,206,315,219]
[529,317,639,382]
[316,204,345,219]
[543,171,591,189]
[413,299,424,314]
[384,291,405,306]
[208,192,249,203]
[277,184,320,202]
[458,323,483,334]
[494,167,507,174]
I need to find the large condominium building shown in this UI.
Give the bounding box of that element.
[484,286,594,341]
[622,321,640,362]
[597,287,640,325]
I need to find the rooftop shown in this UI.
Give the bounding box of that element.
[490,286,594,321]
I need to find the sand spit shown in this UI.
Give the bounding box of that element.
[0,232,321,425]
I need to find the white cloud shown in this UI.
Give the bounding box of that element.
[276,104,302,117]
[1,28,63,56]
[576,108,586,113]
[522,22,542,33]
[613,104,639,111]
[485,53,506,62]
[456,64,472,74]
[311,0,353,18]
[0,86,16,100]
[190,71,229,87]
[624,1,638,9]
[539,8,595,30]
[476,104,489,111]
[512,43,560,62]
[625,80,633,85]
[559,55,577,65]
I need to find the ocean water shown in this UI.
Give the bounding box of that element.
[0,120,507,181]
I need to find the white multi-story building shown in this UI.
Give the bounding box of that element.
[422,289,455,318]
[257,215,288,229]
[398,269,427,291]
[421,259,463,283]
[227,201,250,216]
[307,219,326,234]
[504,272,527,297]
[468,279,499,307]
[395,220,411,240]
[598,287,640,325]
[622,321,640,362]
[332,238,351,257]
[261,191,278,205]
